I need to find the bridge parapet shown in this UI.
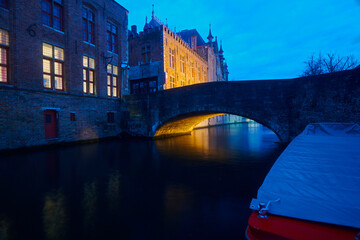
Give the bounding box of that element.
[122,68,360,143]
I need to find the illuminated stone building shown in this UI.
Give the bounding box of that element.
[128,8,229,94]
[0,0,128,150]
[178,27,229,83]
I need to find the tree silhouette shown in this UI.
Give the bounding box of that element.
[302,53,358,76]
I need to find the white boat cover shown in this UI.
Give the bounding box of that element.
[250,123,360,229]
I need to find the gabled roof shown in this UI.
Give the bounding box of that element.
[148,16,162,28]
[177,29,206,48]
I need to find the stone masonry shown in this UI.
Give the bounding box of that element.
[0,0,128,151]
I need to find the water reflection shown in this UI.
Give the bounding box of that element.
[155,123,277,163]
[107,171,122,215]
[43,190,68,240]
[82,180,99,236]
[0,123,283,240]
[0,214,10,240]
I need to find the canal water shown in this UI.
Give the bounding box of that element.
[0,123,284,240]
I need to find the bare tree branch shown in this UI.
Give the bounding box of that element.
[302,53,359,76]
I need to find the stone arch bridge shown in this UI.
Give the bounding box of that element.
[121,69,360,143]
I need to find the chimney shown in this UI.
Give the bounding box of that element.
[191,35,197,51]
[131,25,137,34]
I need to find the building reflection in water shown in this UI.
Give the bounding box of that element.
[0,120,282,240]
[45,152,60,188]
[107,171,122,215]
[155,121,273,162]
[164,185,192,226]
[0,214,10,240]
[82,180,99,235]
[43,190,68,240]
[247,121,261,153]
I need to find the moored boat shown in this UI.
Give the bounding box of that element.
[246,123,360,240]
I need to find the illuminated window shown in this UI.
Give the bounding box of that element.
[43,42,64,90]
[82,7,95,44]
[190,62,195,81]
[107,64,118,97]
[42,0,63,31]
[141,45,150,63]
[0,29,9,83]
[198,67,201,83]
[169,48,175,69]
[169,76,175,88]
[180,55,185,73]
[83,55,95,95]
[106,21,117,53]
[0,0,8,9]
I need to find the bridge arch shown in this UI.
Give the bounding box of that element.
[152,111,283,142]
[123,68,360,143]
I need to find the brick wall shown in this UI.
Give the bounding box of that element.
[0,0,128,150]
[0,87,121,150]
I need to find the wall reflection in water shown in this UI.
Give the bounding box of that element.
[82,180,99,235]
[155,123,277,162]
[43,190,68,240]
[107,171,122,215]
[0,214,10,240]
[0,122,282,240]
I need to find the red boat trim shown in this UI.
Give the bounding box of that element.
[247,211,359,240]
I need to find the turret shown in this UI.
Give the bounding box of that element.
[207,24,214,47]
[143,16,150,31]
[219,40,224,55]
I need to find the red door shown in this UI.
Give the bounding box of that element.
[44,110,58,139]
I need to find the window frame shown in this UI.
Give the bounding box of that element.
[141,45,150,64]
[0,29,9,84]
[82,55,96,95]
[107,64,119,97]
[42,0,64,31]
[169,48,175,69]
[42,42,64,91]
[180,54,185,73]
[82,7,95,44]
[106,21,118,53]
[169,75,175,88]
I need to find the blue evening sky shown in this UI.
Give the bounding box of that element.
[117,0,360,80]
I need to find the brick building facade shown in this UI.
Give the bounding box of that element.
[0,0,128,150]
[128,8,229,94]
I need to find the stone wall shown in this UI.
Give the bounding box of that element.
[0,87,121,150]
[122,68,360,143]
[0,0,128,151]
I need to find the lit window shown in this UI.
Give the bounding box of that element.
[107,64,118,97]
[190,62,195,82]
[106,21,117,53]
[141,45,150,63]
[42,0,63,31]
[0,0,8,9]
[198,67,201,83]
[180,55,185,73]
[169,76,175,88]
[42,42,64,90]
[82,7,95,44]
[83,56,95,94]
[0,29,9,83]
[169,48,175,69]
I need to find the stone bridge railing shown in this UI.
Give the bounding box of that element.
[121,68,360,143]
